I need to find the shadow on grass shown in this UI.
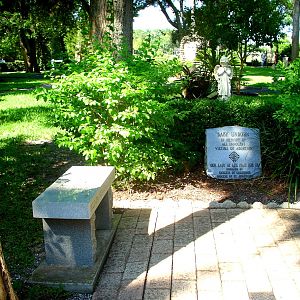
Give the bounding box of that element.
[0,72,48,93]
[0,106,54,123]
[0,136,85,290]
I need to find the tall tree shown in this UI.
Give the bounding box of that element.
[188,0,287,91]
[0,0,79,72]
[292,0,300,60]
[81,0,135,53]
[113,0,133,53]
[81,0,111,42]
[148,0,192,41]
[0,1,41,72]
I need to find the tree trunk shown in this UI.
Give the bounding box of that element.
[292,0,300,61]
[236,41,248,93]
[90,0,109,43]
[0,243,18,300]
[113,0,133,55]
[19,29,40,73]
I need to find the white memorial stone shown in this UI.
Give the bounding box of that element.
[205,126,262,180]
[183,41,198,61]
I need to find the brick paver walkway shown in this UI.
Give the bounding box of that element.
[93,200,300,300]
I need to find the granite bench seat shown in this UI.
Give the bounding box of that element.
[30,166,120,292]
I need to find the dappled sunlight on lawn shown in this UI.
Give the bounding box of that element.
[243,75,274,85]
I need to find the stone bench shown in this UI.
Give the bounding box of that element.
[30,166,120,293]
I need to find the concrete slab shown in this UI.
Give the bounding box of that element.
[32,166,115,219]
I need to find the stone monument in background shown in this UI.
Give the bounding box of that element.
[205,126,262,180]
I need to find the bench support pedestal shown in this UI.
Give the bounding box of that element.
[29,166,119,293]
[30,215,120,293]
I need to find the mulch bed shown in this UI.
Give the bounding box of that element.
[27,142,288,205]
[114,168,288,205]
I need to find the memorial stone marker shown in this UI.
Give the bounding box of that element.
[205,126,262,180]
[183,41,198,61]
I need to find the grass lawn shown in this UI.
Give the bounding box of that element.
[0,72,84,298]
[0,72,57,142]
[242,66,281,86]
[0,72,47,93]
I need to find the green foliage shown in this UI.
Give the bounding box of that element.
[170,95,294,177]
[273,59,300,95]
[40,42,183,181]
[1,60,25,72]
[0,31,21,61]
[181,65,212,99]
[0,1,84,70]
[277,37,292,59]
[273,59,300,181]
[133,29,176,55]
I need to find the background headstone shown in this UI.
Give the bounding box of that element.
[205,126,262,180]
[183,41,198,61]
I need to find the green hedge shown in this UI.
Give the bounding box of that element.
[170,96,295,177]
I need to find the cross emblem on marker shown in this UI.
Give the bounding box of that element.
[229,151,240,162]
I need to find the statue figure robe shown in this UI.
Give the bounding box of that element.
[214,56,233,100]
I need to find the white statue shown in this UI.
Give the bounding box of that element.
[214,56,233,100]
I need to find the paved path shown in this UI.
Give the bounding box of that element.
[93,200,300,300]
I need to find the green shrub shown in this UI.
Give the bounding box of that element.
[170,96,293,177]
[39,43,299,182]
[3,60,25,72]
[39,43,183,181]
[273,59,300,181]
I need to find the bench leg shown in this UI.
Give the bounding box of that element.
[95,188,113,230]
[43,216,97,266]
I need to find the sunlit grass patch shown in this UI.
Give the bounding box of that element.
[0,92,45,109]
[242,66,283,87]
[0,92,58,141]
[0,120,59,141]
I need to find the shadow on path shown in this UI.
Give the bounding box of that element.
[93,205,300,300]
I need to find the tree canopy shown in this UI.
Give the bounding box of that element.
[0,0,295,71]
[0,0,81,71]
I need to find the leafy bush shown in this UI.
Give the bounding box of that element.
[273,59,300,95]
[40,43,183,181]
[1,60,25,72]
[170,96,293,177]
[181,65,212,99]
[39,43,298,182]
[273,59,300,181]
